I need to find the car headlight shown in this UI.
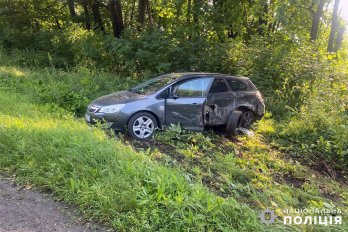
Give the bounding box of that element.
[98,104,125,113]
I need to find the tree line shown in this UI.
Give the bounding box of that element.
[0,0,346,52]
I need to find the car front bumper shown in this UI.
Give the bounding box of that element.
[85,112,128,131]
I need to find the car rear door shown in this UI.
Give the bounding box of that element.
[165,77,213,130]
[205,77,233,125]
[226,78,250,105]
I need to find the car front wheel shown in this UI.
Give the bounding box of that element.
[128,112,158,140]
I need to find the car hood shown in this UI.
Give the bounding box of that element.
[92,91,147,106]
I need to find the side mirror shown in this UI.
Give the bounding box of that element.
[170,85,179,99]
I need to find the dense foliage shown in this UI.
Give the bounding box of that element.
[0,0,347,73]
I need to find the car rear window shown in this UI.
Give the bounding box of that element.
[226,79,247,91]
[245,80,258,90]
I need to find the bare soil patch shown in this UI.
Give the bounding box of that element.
[0,177,110,232]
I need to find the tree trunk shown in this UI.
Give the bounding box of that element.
[335,24,345,51]
[81,0,91,30]
[91,2,104,31]
[109,0,124,38]
[67,0,77,17]
[258,2,268,35]
[146,0,153,28]
[138,0,146,26]
[192,0,201,25]
[55,18,62,29]
[328,0,340,52]
[268,21,277,33]
[310,0,325,42]
[115,0,124,35]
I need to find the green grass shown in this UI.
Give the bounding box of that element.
[0,65,142,116]
[147,123,348,231]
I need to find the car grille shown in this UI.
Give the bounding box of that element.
[88,104,101,113]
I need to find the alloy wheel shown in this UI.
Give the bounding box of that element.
[240,111,254,128]
[132,116,154,139]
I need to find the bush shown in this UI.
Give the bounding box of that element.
[0,64,140,116]
[278,74,348,170]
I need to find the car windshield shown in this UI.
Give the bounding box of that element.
[129,74,182,95]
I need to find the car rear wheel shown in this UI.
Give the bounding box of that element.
[128,112,158,140]
[239,110,254,128]
[226,111,242,136]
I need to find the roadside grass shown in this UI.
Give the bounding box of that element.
[0,90,271,231]
[0,65,141,116]
[136,122,348,231]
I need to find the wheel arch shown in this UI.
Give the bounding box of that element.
[235,105,257,115]
[223,105,256,124]
[127,110,161,128]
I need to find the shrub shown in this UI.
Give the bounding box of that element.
[277,68,348,170]
[0,65,140,116]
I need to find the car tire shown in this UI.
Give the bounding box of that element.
[239,110,255,129]
[226,111,242,136]
[128,112,158,140]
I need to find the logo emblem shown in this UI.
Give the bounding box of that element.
[259,208,277,224]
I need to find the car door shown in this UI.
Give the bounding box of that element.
[226,78,249,105]
[165,77,213,130]
[205,77,233,125]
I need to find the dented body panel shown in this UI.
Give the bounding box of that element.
[85,73,265,132]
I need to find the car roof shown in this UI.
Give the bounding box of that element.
[161,72,250,80]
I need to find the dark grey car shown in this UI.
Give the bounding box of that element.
[85,73,265,140]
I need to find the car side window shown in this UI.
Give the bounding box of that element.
[227,79,247,91]
[175,78,212,97]
[209,78,229,93]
